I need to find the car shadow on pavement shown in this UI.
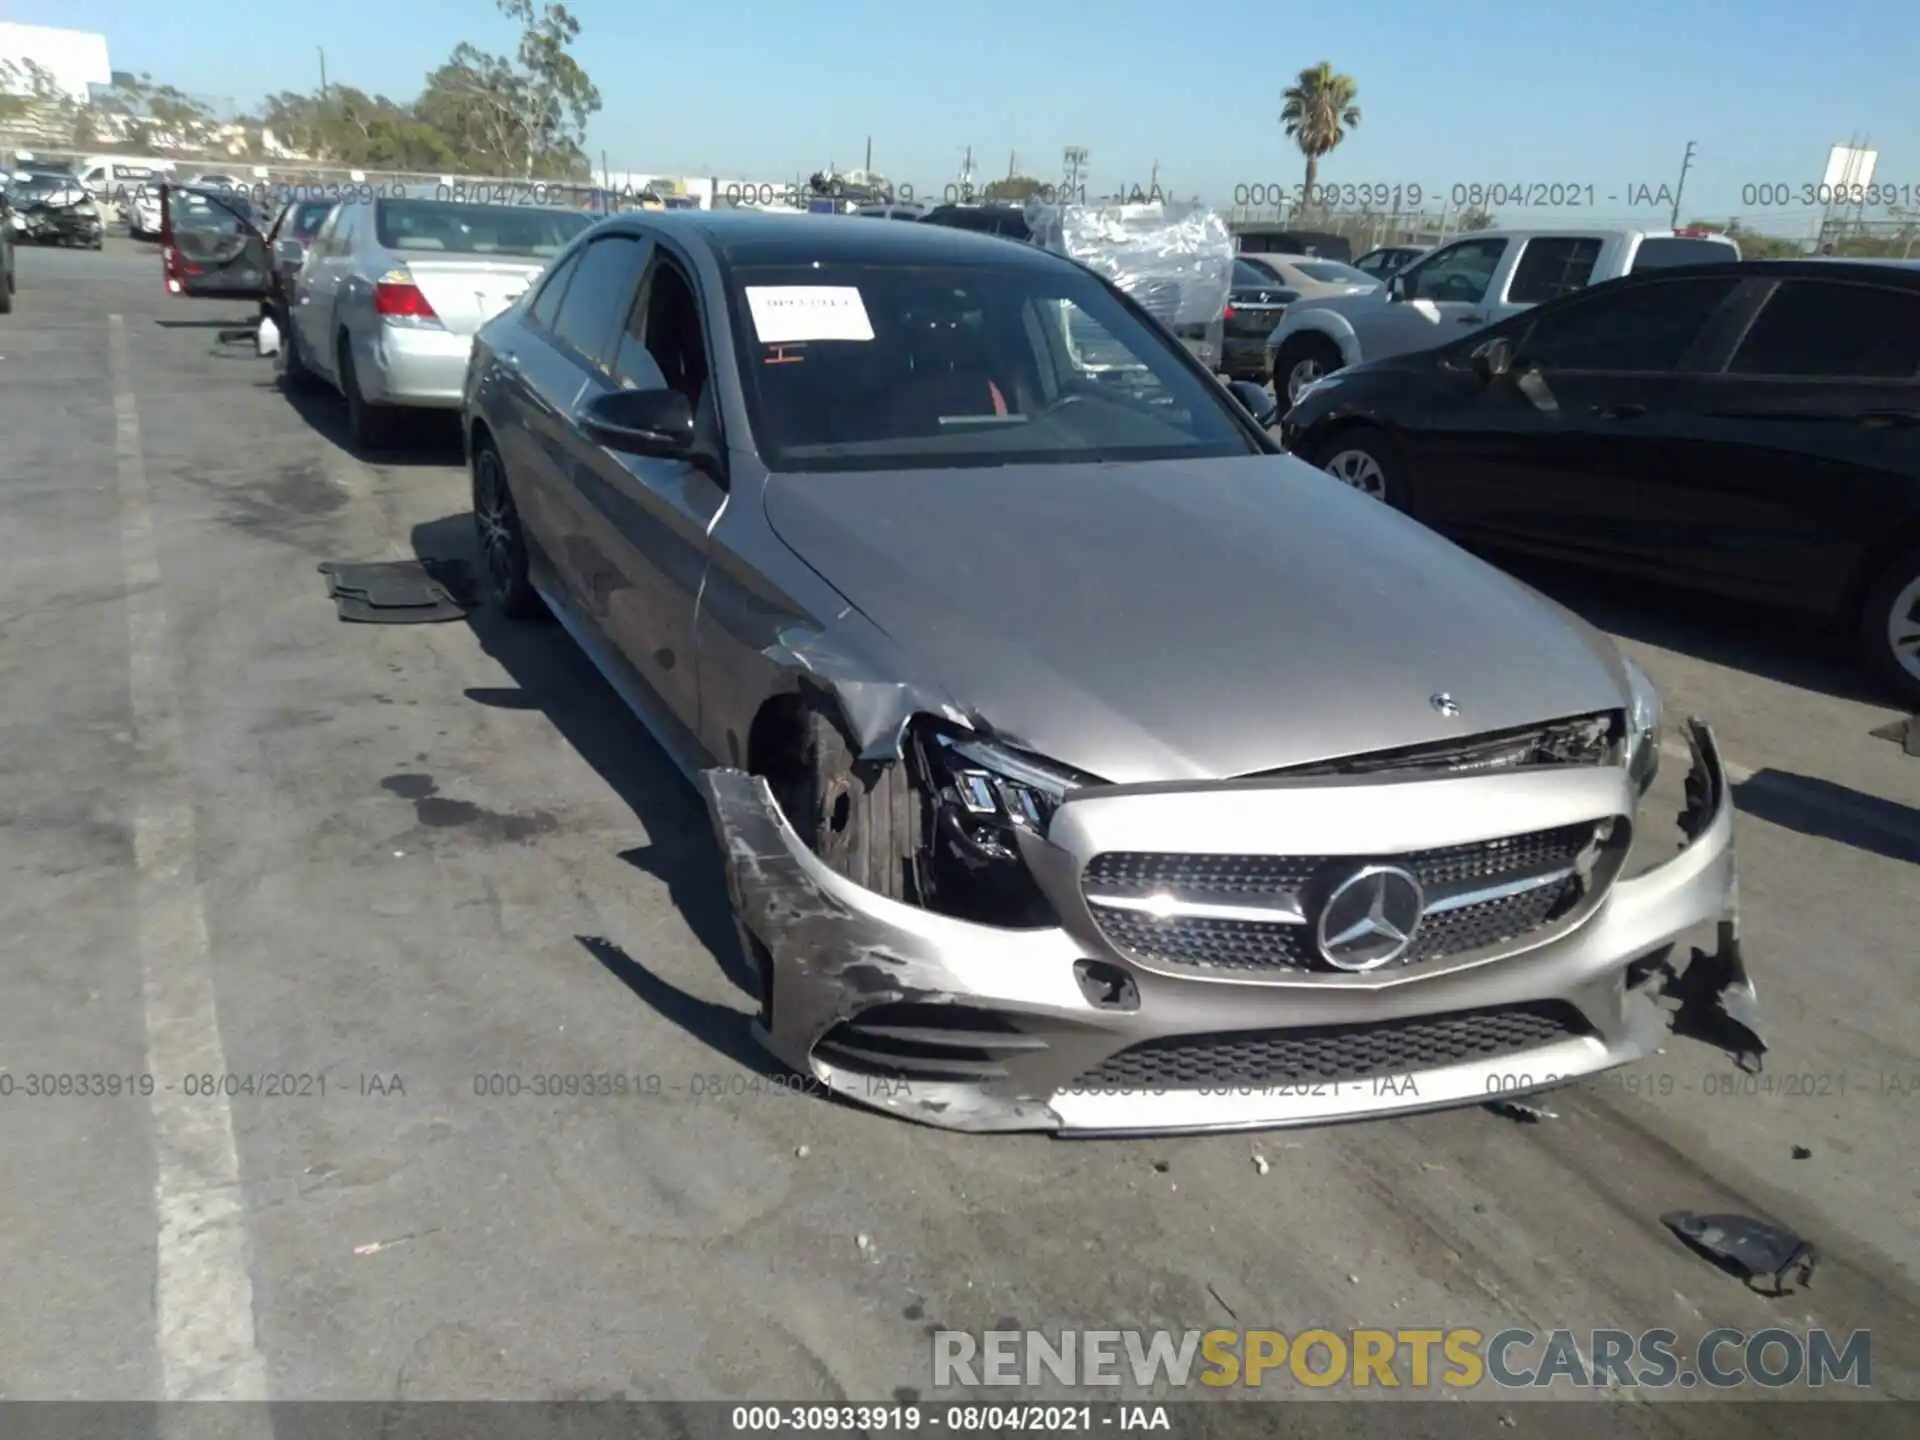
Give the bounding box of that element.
[153,317,254,329]
[575,935,782,1079]
[273,378,465,468]
[1489,553,1889,708]
[1733,769,1920,865]
[409,511,760,1010]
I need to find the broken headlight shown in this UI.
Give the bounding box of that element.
[1622,656,1663,796]
[914,725,1099,928]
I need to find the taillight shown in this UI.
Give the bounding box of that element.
[1223,303,1237,320]
[375,279,438,320]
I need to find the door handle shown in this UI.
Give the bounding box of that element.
[1458,313,1486,324]
[1592,403,1647,420]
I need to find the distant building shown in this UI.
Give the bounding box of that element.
[0,22,111,101]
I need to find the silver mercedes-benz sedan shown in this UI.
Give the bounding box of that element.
[280,195,594,445]
[461,211,1761,1135]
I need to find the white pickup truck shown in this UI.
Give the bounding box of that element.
[1265,226,1742,403]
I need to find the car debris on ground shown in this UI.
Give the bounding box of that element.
[1661,1210,1818,1295]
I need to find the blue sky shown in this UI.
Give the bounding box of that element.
[16,0,1918,232]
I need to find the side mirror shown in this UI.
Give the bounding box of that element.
[1226,379,1280,428]
[1471,337,1513,383]
[274,237,306,268]
[580,386,696,457]
[1386,274,1407,302]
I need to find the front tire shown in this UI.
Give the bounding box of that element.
[472,439,544,619]
[777,702,920,902]
[1314,426,1408,509]
[1274,334,1345,406]
[1858,545,1920,707]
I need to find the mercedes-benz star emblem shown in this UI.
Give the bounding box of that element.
[1430,692,1461,717]
[1315,865,1427,971]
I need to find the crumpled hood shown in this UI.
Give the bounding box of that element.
[763,456,1628,783]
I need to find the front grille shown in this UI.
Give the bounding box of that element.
[1083,821,1604,975]
[813,1003,1046,1084]
[1072,1002,1590,1091]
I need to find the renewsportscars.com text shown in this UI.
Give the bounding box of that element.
[933,1327,1871,1390]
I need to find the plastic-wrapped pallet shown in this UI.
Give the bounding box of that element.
[1024,199,1234,372]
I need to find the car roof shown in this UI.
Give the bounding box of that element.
[586,208,1066,270]
[1646,258,1920,286]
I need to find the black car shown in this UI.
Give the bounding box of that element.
[1232,228,1352,263]
[1280,258,1920,703]
[919,203,1032,243]
[1221,257,1299,381]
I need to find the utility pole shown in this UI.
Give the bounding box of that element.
[317,47,328,98]
[1008,150,1016,179]
[1670,140,1697,227]
[864,135,871,171]
[1062,146,1087,199]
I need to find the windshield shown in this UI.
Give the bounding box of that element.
[373,199,593,256]
[1294,260,1377,286]
[1631,236,1741,270]
[725,260,1260,473]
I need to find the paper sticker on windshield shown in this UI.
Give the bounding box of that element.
[745,286,874,344]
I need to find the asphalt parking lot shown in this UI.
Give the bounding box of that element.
[2,237,1917,1430]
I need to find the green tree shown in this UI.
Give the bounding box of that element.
[1279,62,1360,210]
[1458,205,1495,232]
[415,0,600,178]
[984,174,1047,202]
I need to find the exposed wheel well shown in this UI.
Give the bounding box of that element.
[745,691,813,789]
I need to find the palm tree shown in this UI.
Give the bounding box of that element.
[1280,62,1361,212]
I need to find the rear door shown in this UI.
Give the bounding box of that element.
[1415,273,1746,559]
[1636,275,1920,610]
[159,183,270,300]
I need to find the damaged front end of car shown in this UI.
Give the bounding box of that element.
[701,694,1763,1135]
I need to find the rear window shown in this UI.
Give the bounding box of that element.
[372,199,593,257]
[171,191,250,231]
[1293,261,1376,286]
[1631,236,1740,271]
[288,200,333,238]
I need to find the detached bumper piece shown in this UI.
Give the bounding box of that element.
[702,717,1752,1135]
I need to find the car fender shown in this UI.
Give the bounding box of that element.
[1270,305,1363,368]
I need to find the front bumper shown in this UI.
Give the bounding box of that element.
[702,719,1749,1135]
[353,324,474,408]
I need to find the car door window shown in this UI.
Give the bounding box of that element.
[528,248,583,332]
[1399,239,1507,304]
[1515,276,1739,373]
[1728,280,1920,379]
[612,252,709,404]
[550,235,646,370]
[1505,237,1603,305]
